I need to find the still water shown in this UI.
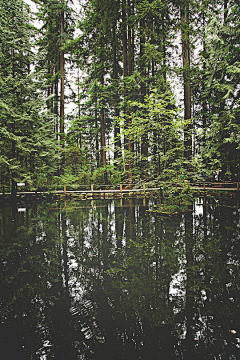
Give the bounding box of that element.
[0,197,239,360]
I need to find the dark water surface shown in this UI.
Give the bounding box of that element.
[0,198,239,360]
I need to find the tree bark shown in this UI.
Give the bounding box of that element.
[122,0,128,155]
[54,50,59,141]
[11,48,16,197]
[140,17,148,177]
[60,1,64,147]
[95,95,100,168]
[113,24,121,163]
[127,0,133,186]
[100,36,108,184]
[180,0,192,160]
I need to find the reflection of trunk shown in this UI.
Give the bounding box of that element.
[180,0,192,160]
[115,204,123,248]
[11,201,17,231]
[102,205,108,270]
[125,204,130,241]
[129,199,135,241]
[97,216,101,272]
[62,209,69,291]
[185,211,195,358]
[156,218,162,282]
[202,201,211,347]
[51,207,71,360]
[203,202,211,301]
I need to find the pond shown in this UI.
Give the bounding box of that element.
[0,197,240,359]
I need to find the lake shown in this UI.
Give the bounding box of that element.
[0,197,239,359]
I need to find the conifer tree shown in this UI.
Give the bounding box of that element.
[0,0,59,194]
[199,0,240,178]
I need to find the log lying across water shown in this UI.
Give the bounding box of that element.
[0,181,239,197]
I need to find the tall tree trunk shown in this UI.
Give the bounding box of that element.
[180,0,192,160]
[54,50,59,141]
[140,17,148,177]
[60,1,64,147]
[122,0,128,155]
[224,0,228,22]
[100,36,108,184]
[151,12,158,175]
[127,0,133,186]
[202,8,207,145]
[162,12,168,157]
[95,95,100,168]
[11,127,16,197]
[47,59,51,110]
[122,0,132,185]
[122,0,128,81]
[127,0,132,77]
[77,68,82,148]
[51,61,54,115]
[101,106,107,169]
[113,24,121,164]
[11,49,16,197]
[131,0,135,72]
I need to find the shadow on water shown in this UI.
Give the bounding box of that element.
[0,197,240,359]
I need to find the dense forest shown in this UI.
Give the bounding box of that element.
[0,0,239,194]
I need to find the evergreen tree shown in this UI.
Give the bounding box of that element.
[195,0,240,179]
[0,0,59,194]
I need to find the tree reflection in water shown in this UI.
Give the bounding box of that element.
[0,198,239,359]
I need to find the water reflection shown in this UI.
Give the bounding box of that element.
[0,198,239,359]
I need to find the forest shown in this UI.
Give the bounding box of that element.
[1,2,240,357]
[0,0,239,195]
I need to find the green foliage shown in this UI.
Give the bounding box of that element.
[192,0,240,179]
[91,164,121,185]
[0,0,239,194]
[0,0,60,191]
[63,146,89,175]
[117,88,202,210]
